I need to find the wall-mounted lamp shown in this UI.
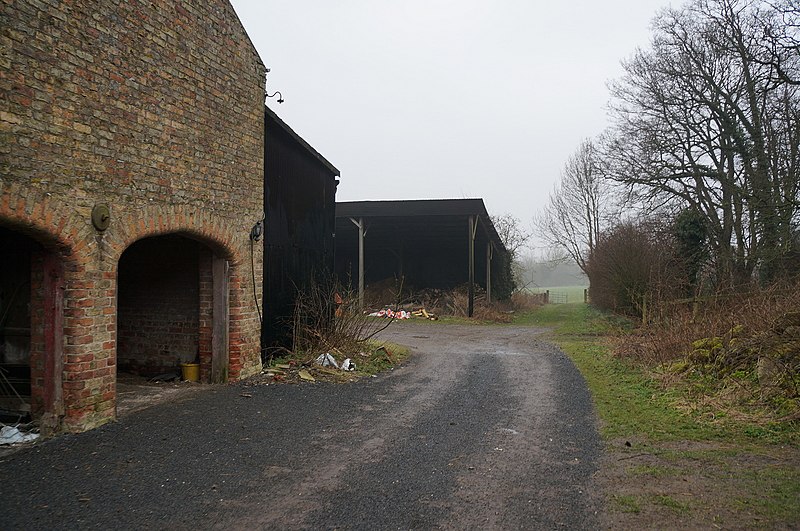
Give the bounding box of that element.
[249,219,263,241]
[265,68,284,104]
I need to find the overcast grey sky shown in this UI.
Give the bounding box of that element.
[230,0,674,252]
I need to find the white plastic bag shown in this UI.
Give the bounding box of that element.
[314,352,339,368]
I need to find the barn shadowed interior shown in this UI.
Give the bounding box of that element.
[117,235,206,378]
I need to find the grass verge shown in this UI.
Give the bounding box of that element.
[521,303,800,529]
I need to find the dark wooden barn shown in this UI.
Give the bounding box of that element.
[263,107,339,356]
[334,199,511,316]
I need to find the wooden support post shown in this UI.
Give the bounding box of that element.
[211,256,229,383]
[348,217,366,311]
[358,217,364,311]
[468,215,475,317]
[42,253,63,429]
[486,242,493,304]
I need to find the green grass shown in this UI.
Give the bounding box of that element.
[611,494,642,513]
[529,285,589,304]
[652,495,692,514]
[518,302,800,527]
[519,303,794,442]
[356,341,410,375]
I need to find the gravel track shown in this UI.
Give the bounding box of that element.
[0,322,600,529]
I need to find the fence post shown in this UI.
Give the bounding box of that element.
[641,295,648,326]
[584,288,588,304]
[545,290,550,304]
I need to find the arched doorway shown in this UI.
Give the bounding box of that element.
[0,226,63,426]
[116,234,229,392]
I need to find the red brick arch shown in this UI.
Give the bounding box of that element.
[0,185,87,432]
[1,189,263,432]
[0,183,86,257]
[110,205,249,387]
[106,205,242,264]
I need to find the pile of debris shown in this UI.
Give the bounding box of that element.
[249,346,398,386]
[367,308,438,320]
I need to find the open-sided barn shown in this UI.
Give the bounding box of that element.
[335,199,512,316]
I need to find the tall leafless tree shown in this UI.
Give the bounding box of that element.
[603,0,800,285]
[536,139,612,274]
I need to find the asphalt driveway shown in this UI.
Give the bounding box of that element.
[0,322,600,529]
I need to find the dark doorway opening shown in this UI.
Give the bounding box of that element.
[117,235,204,380]
[0,227,41,421]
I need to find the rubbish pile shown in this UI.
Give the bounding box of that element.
[249,347,399,387]
[367,308,437,321]
[368,308,411,320]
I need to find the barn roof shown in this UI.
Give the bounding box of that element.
[335,198,506,253]
[265,106,340,177]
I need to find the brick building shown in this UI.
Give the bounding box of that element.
[1,0,267,432]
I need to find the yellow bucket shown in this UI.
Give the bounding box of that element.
[180,363,200,382]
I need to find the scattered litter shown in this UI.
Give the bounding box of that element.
[314,353,339,368]
[239,393,253,398]
[298,369,315,382]
[411,308,438,320]
[0,425,39,445]
[368,309,411,320]
[275,364,292,370]
[341,358,356,371]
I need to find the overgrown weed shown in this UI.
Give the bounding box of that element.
[615,279,800,430]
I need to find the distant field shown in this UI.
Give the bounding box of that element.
[529,285,588,304]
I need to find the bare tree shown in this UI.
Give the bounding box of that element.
[490,213,532,292]
[604,0,800,285]
[536,139,612,274]
[490,213,531,261]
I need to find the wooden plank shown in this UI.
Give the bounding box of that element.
[211,256,229,383]
[42,252,63,418]
[358,217,364,311]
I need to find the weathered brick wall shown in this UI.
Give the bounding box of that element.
[1,0,266,432]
